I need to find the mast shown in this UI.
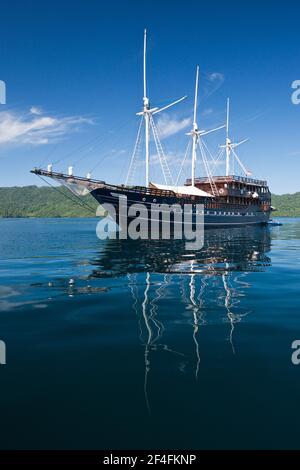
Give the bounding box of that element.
[191,66,199,187]
[143,29,150,187]
[220,99,250,177]
[225,98,230,176]
[187,66,224,187]
[135,30,187,187]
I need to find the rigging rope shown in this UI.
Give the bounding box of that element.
[125,116,143,185]
[175,139,191,185]
[231,148,249,176]
[198,138,219,196]
[37,175,97,214]
[210,147,225,175]
[150,115,174,185]
[43,116,135,178]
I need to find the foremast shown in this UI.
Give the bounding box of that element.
[133,29,186,187]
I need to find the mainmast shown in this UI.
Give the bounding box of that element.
[191,66,199,187]
[187,66,224,187]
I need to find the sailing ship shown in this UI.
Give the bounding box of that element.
[31,30,272,228]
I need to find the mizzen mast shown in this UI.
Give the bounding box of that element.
[221,98,250,177]
[191,65,199,187]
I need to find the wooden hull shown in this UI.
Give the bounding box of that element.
[91,186,271,228]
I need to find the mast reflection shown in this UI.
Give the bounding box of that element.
[90,226,271,412]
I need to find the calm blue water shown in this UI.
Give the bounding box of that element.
[0,217,300,450]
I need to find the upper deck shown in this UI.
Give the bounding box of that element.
[185,175,268,188]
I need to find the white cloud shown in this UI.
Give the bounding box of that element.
[201,108,214,117]
[244,109,267,123]
[208,72,224,83]
[0,108,93,146]
[286,150,300,157]
[30,106,43,115]
[204,72,225,98]
[150,151,190,167]
[111,148,127,155]
[156,114,191,139]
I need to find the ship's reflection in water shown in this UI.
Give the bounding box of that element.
[88,226,271,414]
[4,219,300,449]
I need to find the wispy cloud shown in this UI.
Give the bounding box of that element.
[208,72,224,83]
[0,108,93,146]
[243,109,268,124]
[150,150,191,168]
[201,108,214,117]
[156,114,191,139]
[286,150,300,157]
[30,106,43,116]
[203,72,225,98]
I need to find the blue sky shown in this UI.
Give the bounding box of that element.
[0,0,299,193]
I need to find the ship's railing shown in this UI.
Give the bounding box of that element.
[31,168,210,200]
[185,175,268,187]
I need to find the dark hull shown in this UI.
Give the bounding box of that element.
[91,186,270,228]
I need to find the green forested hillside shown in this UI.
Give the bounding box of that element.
[0,186,98,218]
[0,186,299,217]
[271,193,300,217]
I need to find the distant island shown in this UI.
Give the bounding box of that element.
[0,186,299,218]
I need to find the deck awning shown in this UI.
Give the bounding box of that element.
[150,182,214,198]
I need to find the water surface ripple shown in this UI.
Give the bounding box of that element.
[0,218,299,449]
